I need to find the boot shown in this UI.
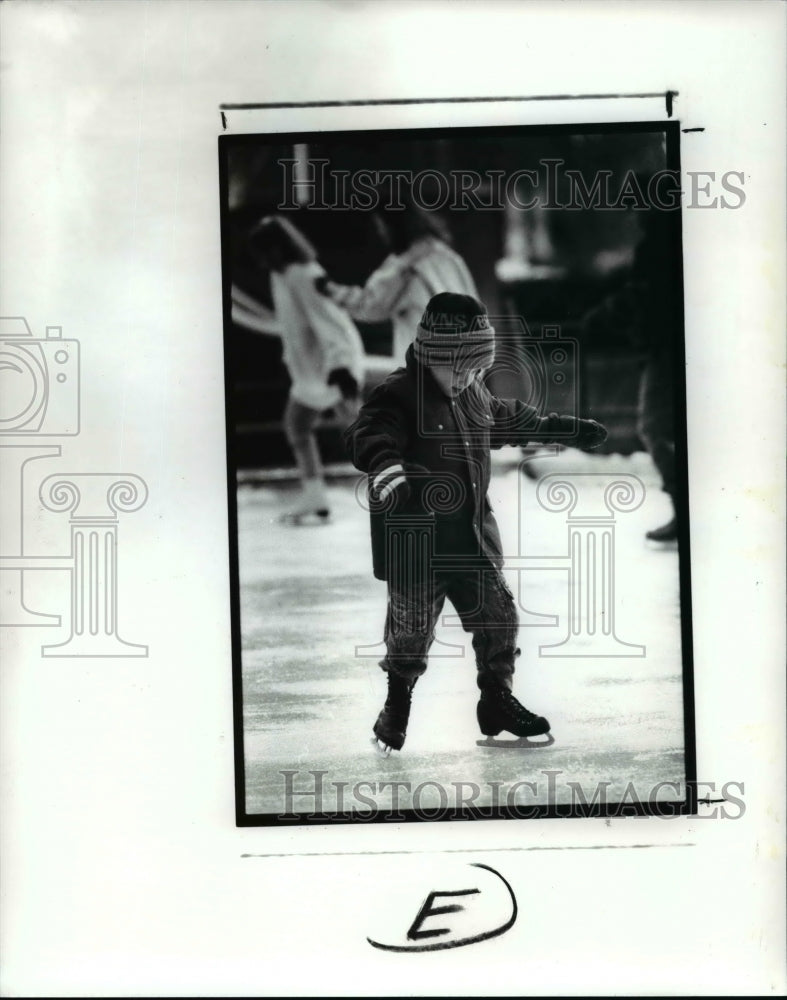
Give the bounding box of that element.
[477,679,550,738]
[373,671,417,754]
[645,516,677,542]
[646,489,677,542]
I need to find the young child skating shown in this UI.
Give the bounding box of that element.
[343,292,607,753]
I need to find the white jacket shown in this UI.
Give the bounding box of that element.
[326,237,478,365]
[270,261,365,411]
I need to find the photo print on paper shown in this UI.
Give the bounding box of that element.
[220,118,697,825]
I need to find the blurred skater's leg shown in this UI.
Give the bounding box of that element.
[280,397,330,522]
[284,397,323,479]
[637,355,677,541]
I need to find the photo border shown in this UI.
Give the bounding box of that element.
[219,116,697,827]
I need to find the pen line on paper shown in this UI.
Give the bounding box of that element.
[219,91,678,111]
[240,842,695,859]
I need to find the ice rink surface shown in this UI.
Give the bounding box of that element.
[236,447,686,819]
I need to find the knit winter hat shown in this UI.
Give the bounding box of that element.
[413,292,496,372]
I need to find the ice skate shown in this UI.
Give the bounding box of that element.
[372,672,416,756]
[277,478,331,526]
[645,516,677,543]
[520,446,542,481]
[278,505,331,527]
[476,681,551,744]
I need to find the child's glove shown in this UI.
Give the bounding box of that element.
[327,367,359,401]
[576,418,608,450]
[542,413,608,450]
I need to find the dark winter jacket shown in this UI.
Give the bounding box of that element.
[343,346,574,581]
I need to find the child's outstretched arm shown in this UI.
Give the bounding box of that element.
[316,240,436,323]
[489,395,607,451]
[230,284,283,336]
[319,257,413,323]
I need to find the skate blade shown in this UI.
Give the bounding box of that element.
[476,732,555,750]
[644,537,678,550]
[277,509,332,527]
[371,735,393,758]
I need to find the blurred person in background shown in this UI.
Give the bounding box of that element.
[582,200,678,542]
[318,198,479,365]
[247,215,366,524]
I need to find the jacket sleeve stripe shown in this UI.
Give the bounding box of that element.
[372,463,404,490]
[377,474,406,500]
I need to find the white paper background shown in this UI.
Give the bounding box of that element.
[1,1,784,995]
